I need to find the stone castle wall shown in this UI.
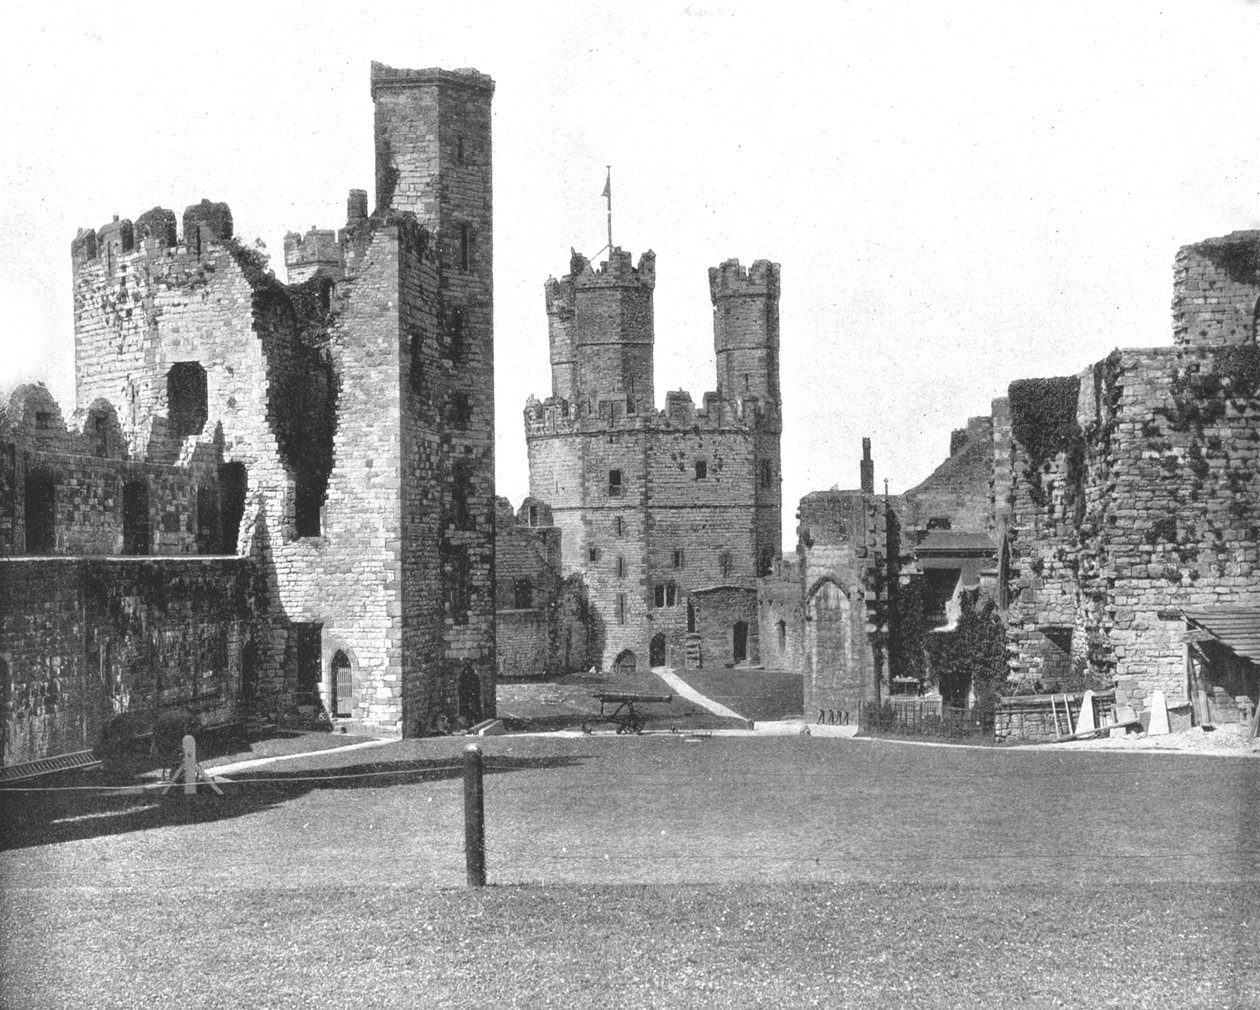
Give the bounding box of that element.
[0,557,249,767]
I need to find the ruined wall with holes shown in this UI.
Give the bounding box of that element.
[0,557,250,767]
[525,254,782,674]
[1,62,497,763]
[793,489,892,722]
[494,497,564,679]
[995,231,1260,716]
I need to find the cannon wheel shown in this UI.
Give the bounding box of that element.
[617,711,646,735]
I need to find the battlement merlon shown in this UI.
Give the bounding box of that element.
[72,200,234,268]
[709,258,781,304]
[369,62,496,98]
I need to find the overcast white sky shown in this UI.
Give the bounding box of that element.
[1,1,1256,548]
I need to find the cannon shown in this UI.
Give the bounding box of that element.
[582,691,673,735]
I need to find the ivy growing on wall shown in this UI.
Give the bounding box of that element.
[923,589,1008,709]
[1008,376,1083,510]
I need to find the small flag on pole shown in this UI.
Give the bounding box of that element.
[602,168,611,200]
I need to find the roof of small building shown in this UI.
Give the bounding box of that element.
[915,531,996,555]
[1183,607,1260,665]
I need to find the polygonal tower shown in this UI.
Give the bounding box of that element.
[546,247,656,414]
[709,258,781,418]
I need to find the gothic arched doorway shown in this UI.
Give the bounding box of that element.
[649,633,667,668]
[330,651,352,718]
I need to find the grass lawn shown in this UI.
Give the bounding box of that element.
[1,735,1257,1008]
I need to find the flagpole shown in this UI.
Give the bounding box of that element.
[604,165,613,254]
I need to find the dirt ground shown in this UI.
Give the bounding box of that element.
[1048,721,1259,757]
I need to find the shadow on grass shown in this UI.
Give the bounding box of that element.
[0,752,588,852]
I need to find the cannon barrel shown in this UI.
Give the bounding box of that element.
[592,691,673,704]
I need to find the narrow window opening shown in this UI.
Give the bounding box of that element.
[615,593,627,625]
[718,549,732,579]
[452,460,473,529]
[457,136,466,165]
[24,469,56,555]
[760,460,772,488]
[672,548,685,569]
[694,460,707,480]
[588,546,600,563]
[450,545,472,624]
[687,600,696,633]
[409,329,424,391]
[654,583,678,608]
[167,361,208,439]
[777,620,787,650]
[614,515,624,536]
[449,391,473,428]
[514,578,533,609]
[616,555,626,578]
[608,469,622,497]
[122,480,150,555]
[460,224,470,272]
[294,469,323,537]
[528,504,538,527]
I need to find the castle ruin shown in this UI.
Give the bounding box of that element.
[1,64,497,771]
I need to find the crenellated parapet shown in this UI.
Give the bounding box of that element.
[708,257,780,303]
[284,227,344,284]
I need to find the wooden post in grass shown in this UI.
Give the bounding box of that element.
[463,743,486,887]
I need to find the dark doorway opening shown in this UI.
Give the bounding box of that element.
[294,624,321,705]
[650,633,667,668]
[218,462,247,554]
[458,664,482,725]
[733,621,749,664]
[331,650,352,718]
[614,650,637,677]
[24,469,56,554]
[122,480,150,555]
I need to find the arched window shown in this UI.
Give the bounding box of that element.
[122,480,150,555]
[24,469,57,555]
[167,362,208,438]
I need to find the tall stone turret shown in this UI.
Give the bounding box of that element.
[547,247,655,414]
[709,258,781,425]
[370,62,497,730]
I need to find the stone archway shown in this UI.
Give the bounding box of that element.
[805,578,857,718]
[613,650,637,677]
